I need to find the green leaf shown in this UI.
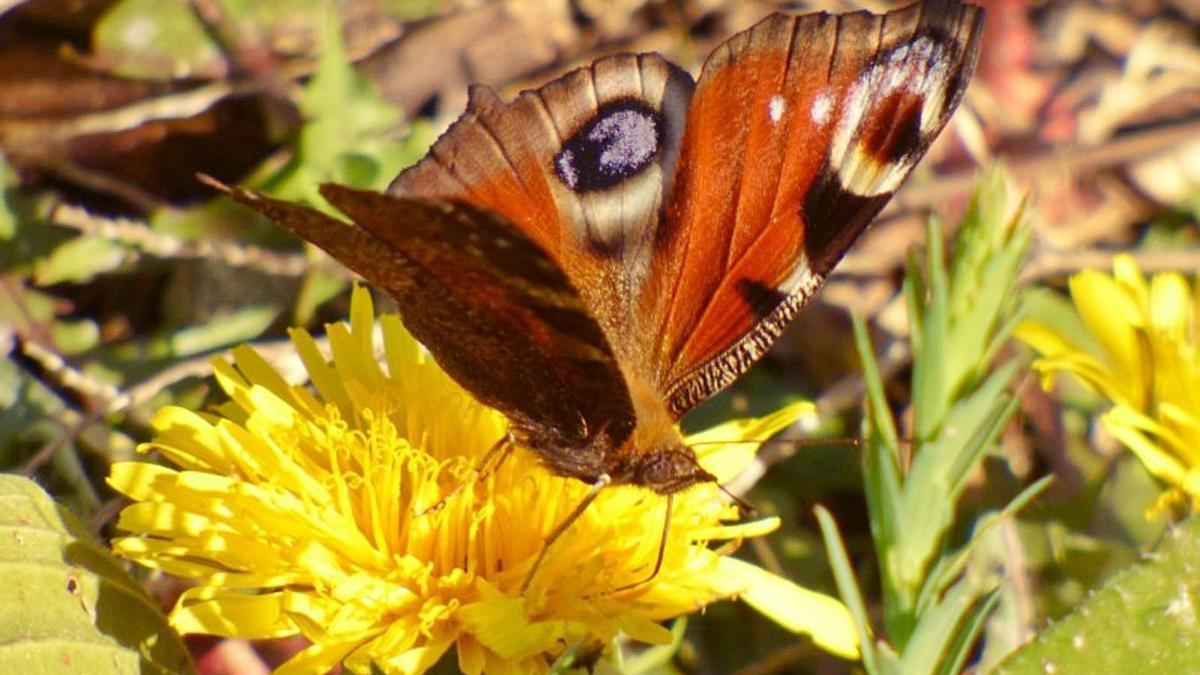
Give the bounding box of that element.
[374,0,446,21]
[261,8,412,206]
[93,0,326,80]
[0,475,192,674]
[870,442,911,641]
[51,319,101,356]
[295,270,349,326]
[92,0,223,80]
[995,517,1200,674]
[0,158,16,240]
[0,284,98,355]
[168,304,279,357]
[854,315,901,461]
[930,168,1030,415]
[912,215,950,443]
[948,169,1010,318]
[936,589,999,675]
[845,168,1036,673]
[903,251,926,355]
[895,361,1021,596]
[918,477,1054,617]
[35,236,129,286]
[899,577,992,674]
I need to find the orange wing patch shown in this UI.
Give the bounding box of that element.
[647,1,983,416]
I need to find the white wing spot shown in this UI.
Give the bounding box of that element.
[556,149,579,189]
[779,254,820,297]
[589,110,657,177]
[811,91,833,126]
[768,95,786,123]
[829,36,953,197]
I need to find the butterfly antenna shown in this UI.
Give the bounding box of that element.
[688,436,862,450]
[521,473,611,594]
[414,433,514,516]
[679,450,756,517]
[716,481,756,518]
[606,492,673,596]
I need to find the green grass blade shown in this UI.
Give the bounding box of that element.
[817,505,880,675]
[854,314,902,462]
[938,590,1001,675]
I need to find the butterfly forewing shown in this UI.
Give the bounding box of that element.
[650,0,984,416]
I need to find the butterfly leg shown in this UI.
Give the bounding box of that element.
[414,432,515,515]
[520,473,611,594]
[606,492,674,595]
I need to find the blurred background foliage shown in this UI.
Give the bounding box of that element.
[1,0,1199,672]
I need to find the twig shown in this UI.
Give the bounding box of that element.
[91,495,128,533]
[1022,247,1200,283]
[18,323,356,427]
[18,408,106,476]
[729,644,814,675]
[9,151,163,212]
[111,335,336,416]
[16,338,122,410]
[50,203,334,278]
[0,81,239,143]
[110,355,221,416]
[893,118,1200,212]
[997,515,1037,647]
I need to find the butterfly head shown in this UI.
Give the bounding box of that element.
[614,442,716,495]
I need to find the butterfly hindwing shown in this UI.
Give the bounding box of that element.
[647,0,984,416]
[210,181,636,452]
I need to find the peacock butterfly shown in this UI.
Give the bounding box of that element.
[210,0,983,501]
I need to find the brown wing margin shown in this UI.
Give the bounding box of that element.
[647,0,984,418]
[205,179,637,450]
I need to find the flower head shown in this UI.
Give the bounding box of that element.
[109,287,856,673]
[1016,254,1200,514]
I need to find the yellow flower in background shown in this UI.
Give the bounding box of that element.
[108,286,857,674]
[1016,254,1200,514]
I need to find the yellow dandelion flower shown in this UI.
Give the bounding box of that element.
[108,286,857,673]
[1016,254,1200,513]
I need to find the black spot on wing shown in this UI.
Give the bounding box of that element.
[554,99,662,193]
[861,92,924,164]
[736,278,789,320]
[800,163,891,275]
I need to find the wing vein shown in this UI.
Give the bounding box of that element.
[532,89,598,249]
[473,115,534,200]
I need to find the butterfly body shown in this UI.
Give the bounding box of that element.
[215,0,984,496]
